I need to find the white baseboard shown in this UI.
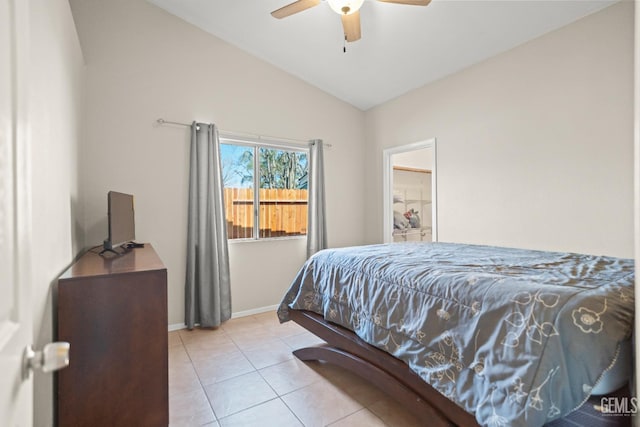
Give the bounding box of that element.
[167,304,280,331]
[168,323,186,332]
[231,304,279,319]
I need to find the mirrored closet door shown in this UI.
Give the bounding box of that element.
[383,139,437,243]
[392,166,432,242]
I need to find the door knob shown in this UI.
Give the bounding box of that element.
[22,342,70,379]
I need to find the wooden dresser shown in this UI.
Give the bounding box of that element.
[56,244,168,427]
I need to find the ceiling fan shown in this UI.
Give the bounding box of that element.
[271,0,431,43]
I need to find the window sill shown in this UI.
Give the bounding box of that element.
[228,235,307,244]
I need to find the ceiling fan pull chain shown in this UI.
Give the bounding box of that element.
[343,35,347,53]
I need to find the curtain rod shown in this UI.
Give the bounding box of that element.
[156,118,330,148]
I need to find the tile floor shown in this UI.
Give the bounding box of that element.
[168,311,425,427]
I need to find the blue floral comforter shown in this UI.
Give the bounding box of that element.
[277,242,635,426]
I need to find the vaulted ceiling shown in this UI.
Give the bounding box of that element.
[147,0,616,110]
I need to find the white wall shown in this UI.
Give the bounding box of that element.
[28,0,85,424]
[68,0,367,325]
[365,2,634,258]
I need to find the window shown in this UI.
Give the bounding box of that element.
[220,137,309,240]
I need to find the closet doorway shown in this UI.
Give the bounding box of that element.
[383,139,437,243]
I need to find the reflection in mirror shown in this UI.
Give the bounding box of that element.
[383,139,437,243]
[392,164,432,242]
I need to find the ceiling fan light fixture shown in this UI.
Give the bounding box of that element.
[327,0,365,15]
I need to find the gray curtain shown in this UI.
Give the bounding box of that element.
[307,139,327,258]
[185,122,231,329]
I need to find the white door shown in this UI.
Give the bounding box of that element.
[0,0,34,424]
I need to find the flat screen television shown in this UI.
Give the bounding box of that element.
[102,191,135,254]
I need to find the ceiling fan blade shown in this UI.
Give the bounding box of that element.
[271,0,321,19]
[376,0,431,5]
[341,11,361,42]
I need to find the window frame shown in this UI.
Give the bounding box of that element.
[219,134,310,242]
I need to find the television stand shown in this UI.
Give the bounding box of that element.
[99,248,119,256]
[99,240,126,256]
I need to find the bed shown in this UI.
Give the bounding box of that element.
[277,242,635,427]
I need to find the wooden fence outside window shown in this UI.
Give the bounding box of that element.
[224,188,308,239]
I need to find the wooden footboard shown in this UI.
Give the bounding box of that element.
[288,309,479,427]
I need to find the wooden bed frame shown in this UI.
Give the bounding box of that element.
[288,309,480,427]
[289,309,631,427]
